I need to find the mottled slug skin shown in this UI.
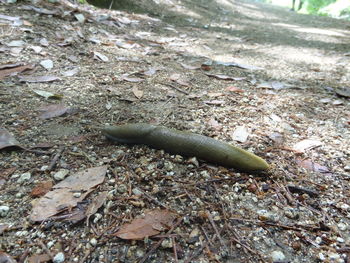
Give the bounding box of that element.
[102,123,269,172]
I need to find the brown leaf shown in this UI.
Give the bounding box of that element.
[0,128,21,150]
[0,252,16,263]
[0,167,16,178]
[132,87,144,99]
[226,86,244,93]
[27,253,51,263]
[169,73,190,87]
[85,191,108,220]
[38,104,70,119]
[30,166,107,222]
[205,73,246,81]
[0,63,34,80]
[296,159,331,175]
[30,180,53,198]
[114,209,178,240]
[19,75,61,83]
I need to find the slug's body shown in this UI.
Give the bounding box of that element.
[102,123,269,173]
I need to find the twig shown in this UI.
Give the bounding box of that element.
[139,217,183,263]
[207,211,228,252]
[172,236,178,263]
[135,187,169,209]
[160,82,189,95]
[48,146,65,171]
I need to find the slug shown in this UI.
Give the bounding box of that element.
[102,123,269,173]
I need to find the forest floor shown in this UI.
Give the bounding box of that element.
[0,0,350,262]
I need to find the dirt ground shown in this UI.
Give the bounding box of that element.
[0,0,350,262]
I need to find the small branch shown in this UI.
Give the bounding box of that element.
[48,146,65,171]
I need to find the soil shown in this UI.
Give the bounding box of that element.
[0,0,350,262]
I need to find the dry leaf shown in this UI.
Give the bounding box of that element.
[226,86,244,93]
[30,166,107,222]
[122,74,144,83]
[114,209,178,240]
[30,180,53,198]
[292,139,322,153]
[215,61,263,70]
[231,126,249,143]
[204,100,225,105]
[62,67,79,77]
[142,67,158,76]
[0,63,34,80]
[85,191,108,220]
[19,75,60,83]
[132,87,144,99]
[0,128,21,150]
[296,159,331,175]
[208,118,222,130]
[205,73,246,81]
[33,90,62,100]
[169,73,190,87]
[93,51,109,62]
[180,63,200,70]
[27,253,51,263]
[39,104,70,119]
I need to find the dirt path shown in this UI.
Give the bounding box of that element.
[1,0,350,262]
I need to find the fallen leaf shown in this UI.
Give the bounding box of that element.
[30,166,107,222]
[0,63,34,80]
[231,126,249,143]
[268,132,284,144]
[93,51,109,62]
[122,74,144,83]
[27,253,51,263]
[19,75,61,83]
[30,180,53,198]
[257,81,292,90]
[33,90,62,100]
[226,86,244,93]
[39,38,49,47]
[132,87,144,99]
[0,252,16,263]
[62,67,79,77]
[38,104,70,119]
[296,159,332,175]
[0,128,21,150]
[169,73,190,86]
[21,5,57,15]
[215,61,263,70]
[0,167,16,178]
[85,191,108,221]
[114,209,178,240]
[115,40,139,49]
[180,63,200,70]
[292,139,322,153]
[203,100,225,105]
[142,67,158,76]
[205,73,246,81]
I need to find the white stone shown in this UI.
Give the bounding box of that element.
[53,252,65,263]
[90,238,97,246]
[0,206,10,217]
[338,222,347,231]
[17,172,31,183]
[319,253,326,261]
[53,169,69,181]
[40,59,54,70]
[271,250,285,262]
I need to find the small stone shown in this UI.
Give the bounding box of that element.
[344,165,350,171]
[17,172,31,184]
[53,252,65,263]
[319,252,326,261]
[0,206,10,217]
[337,222,347,231]
[117,184,128,194]
[336,237,345,243]
[90,238,97,246]
[315,236,322,244]
[200,170,210,179]
[161,239,173,248]
[132,188,143,196]
[73,192,81,198]
[47,241,55,248]
[53,169,69,181]
[15,193,22,198]
[257,210,279,222]
[328,252,340,260]
[271,250,285,262]
[74,13,85,23]
[93,213,102,224]
[40,165,49,171]
[40,59,53,70]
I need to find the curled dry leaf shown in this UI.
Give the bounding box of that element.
[296,158,332,175]
[0,128,21,150]
[30,180,53,198]
[114,209,178,240]
[226,86,244,93]
[132,87,144,99]
[93,51,109,62]
[0,63,34,80]
[30,166,107,222]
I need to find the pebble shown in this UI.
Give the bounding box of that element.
[337,222,347,231]
[271,250,285,262]
[17,172,31,184]
[344,165,350,171]
[0,206,10,217]
[90,238,97,246]
[132,188,143,196]
[53,252,65,263]
[161,239,173,248]
[257,210,279,222]
[117,184,128,194]
[53,169,69,181]
[47,241,55,248]
[73,192,81,198]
